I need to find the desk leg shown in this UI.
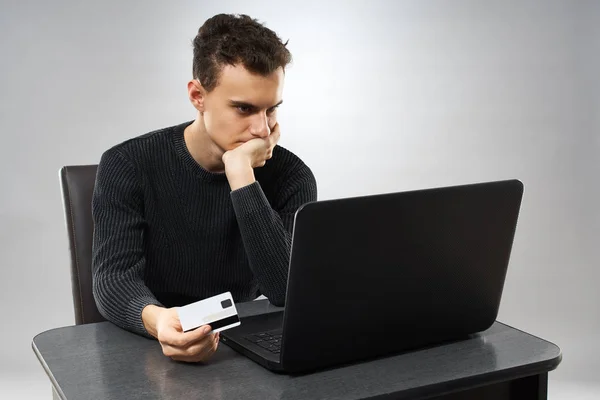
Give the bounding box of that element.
[510,373,548,400]
[425,373,548,400]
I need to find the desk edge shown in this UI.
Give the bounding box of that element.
[378,352,562,400]
[30,319,563,400]
[31,340,67,400]
[496,320,563,359]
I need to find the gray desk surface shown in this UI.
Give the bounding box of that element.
[33,300,561,400]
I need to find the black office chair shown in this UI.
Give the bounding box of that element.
[59,165,106,325]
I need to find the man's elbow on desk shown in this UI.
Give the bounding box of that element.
[266,295,286,308]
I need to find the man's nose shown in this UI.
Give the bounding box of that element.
[249,112,270,138]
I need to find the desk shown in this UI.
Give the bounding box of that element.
[33,300,561,400]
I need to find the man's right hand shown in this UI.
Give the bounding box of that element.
[142,305,219,363]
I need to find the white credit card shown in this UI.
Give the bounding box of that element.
[177,292,241,333]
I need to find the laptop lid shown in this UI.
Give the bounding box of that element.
[278,179,524,373]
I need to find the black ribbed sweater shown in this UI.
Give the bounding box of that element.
[91,121,317,337]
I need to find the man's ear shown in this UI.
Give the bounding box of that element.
[187,79,206,113]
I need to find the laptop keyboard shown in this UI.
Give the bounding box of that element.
[244,329,283,354]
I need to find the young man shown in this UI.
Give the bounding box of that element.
[91,14,317,363]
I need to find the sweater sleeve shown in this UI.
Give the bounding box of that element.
[229,164,318,306]
[91,148,163,338]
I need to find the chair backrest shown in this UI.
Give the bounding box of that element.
[59,165,106,325]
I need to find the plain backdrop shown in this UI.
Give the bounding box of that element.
[0,0,598,398]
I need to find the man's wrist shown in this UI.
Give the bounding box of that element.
[142,304,164,339]
[223,154,255,190]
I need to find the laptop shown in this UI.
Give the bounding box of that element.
[220,179,524,373]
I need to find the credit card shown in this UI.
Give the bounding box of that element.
[177,292,241,333]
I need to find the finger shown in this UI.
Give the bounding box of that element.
[159,327,187,348]
[198,338,218,359]
[270,125,281,144]
[162,324,212,348]
[173,340,218,363]
[163,336,212,359]
[183,333,215,353]
[196,337,219,361]
[174,333,216,358]
[172,352,215,363]
[181,324,213,343]
[162,342,195,358]
[171,354,205,363]
[161,344,177,358]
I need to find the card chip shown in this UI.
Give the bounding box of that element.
[221,299,233,308]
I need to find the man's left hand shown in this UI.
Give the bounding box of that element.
[222,123,281,190]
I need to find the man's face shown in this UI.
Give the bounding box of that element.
[200,64,284,152]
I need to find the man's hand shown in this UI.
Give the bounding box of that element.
[222,123,281,190]
[143,305,219,363]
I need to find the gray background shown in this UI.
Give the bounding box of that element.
[1,0,598,398]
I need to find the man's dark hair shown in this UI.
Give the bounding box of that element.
[192,14,292,92]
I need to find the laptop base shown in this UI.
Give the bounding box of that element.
[220,312,284,372]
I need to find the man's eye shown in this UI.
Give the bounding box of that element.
[267,107,278,115]
[237,106,252,114]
